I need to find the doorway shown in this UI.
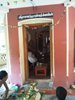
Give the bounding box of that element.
[18,18,54,84]
[26,25,50,79]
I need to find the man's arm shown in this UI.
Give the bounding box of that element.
[3,81,9,99]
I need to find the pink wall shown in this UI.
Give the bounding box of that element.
[7,14,21,84]
[8,4,68,87]
[68,7,75,85]
[53,7,67,87]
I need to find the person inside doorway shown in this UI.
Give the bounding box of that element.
[28,50,37,69]
[0,70,9,99]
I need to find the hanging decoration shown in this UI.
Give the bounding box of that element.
[14,1,18,5]
[0,0,26,7]
[7,2,10,6]
[52,9,66,27]
[64,0,75,7]
[30,0,37,10]
[0,0,74,9]
[0,9,66,29]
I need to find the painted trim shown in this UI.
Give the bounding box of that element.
[18,18,53,25]
[18,18,54,84]
[4,0,65,9]
[52,20,55,77]
[66,7,69,76]
[18,25,26,83]
[5,13,11,74]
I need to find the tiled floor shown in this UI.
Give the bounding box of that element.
[40,88,75,100]
[27,79,75,96]
[39,88,75,95]
[42,95,75,100]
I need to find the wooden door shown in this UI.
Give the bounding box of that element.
[23,23,53,80]
[50,24,53,78]
[22,25,29,80]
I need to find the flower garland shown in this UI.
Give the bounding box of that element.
[23,82,43,100]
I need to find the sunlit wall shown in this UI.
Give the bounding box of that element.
[0,14,6,53]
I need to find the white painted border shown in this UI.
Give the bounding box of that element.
[66,7,69,76]
[18,25,26,84]
[18,18,55,84]
[18,18,53,25]
[5,13,11,75]
[52,20,55,78]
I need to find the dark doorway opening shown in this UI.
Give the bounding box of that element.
[26,24,51,79]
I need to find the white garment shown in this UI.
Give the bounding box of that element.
[28,52,37,63]
[0,84,5,99]
[0,83,18,99]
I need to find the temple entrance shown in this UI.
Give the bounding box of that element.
[26,24,51,79]
[18,18,54,83]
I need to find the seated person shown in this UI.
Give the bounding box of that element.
[56,86,67,100]
[28,51,37,69]
[0,70,9,99]
[49,86,67,100]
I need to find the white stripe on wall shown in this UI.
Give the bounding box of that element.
[66,7,69,76]
[50,19,55,81]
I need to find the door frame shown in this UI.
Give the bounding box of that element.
[18,18,54,84]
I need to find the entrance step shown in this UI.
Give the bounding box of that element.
[36,80,54,90]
